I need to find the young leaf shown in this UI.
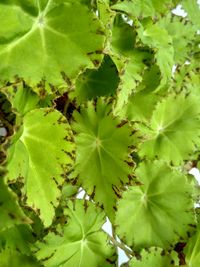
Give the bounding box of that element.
[5,108,75,226]
[34,200,116,267]
[115,161,195,249]
[72,99,133,220]
[0,0,106,85]
[136,94,200,164]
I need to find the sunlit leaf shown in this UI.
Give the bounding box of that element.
[129,247,177,267]
[71,55,119,103]
[0,0,106,86]
[0,177,30,231]
[34,200,116,267]
[71,99,133,220]
[136,94,200,164]
[0,249,40,267]
[111,0,175,18]
[184,223,200,267]
[115,161,195,249]
[6,108,75,226]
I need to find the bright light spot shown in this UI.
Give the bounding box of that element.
[172,64,177,76]
[95,10,99,17]
[122,14,133,26]
[102,217,112,235]
[116,236,130,266]
[76,188,90,200]
[102,218,129,266]
[189,168,200,185]
[172,5,187,17]
[184,60,190,65]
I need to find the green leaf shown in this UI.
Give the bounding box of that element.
[115,161,195,249]
[6,108,75,226]
[34,200,116,267]
[184,223,200,267]
[136,94,200,164]
[0,0,106,86]
[0,224,34,255]
[61,183,79,201]
[119,64,161,122]
[121,89,159,122]
[136,20,174,88]
[0,249,40,267]
[182,0,200,30]
[110,18,153,113]
[1,83,40,116]
[71,99,132,220]
[71,55,119,103]
[158,14,196,64]
[0,177,30,231]
[111,0,175,18]
[172,64,200,96]
[129,247,177,267]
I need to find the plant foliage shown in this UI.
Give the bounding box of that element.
[0,0,200,266]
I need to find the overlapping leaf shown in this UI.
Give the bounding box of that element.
[0,176,30,231]
[182,0,200,30]
[0,249,40,267]
[110,18,153,113]
[136,94,200,164]
[136,20,174,89]
[1,84,40,117]
[111,0,175,18]
[5,108,75,226]
[71,99,132,219]
[34,200,116,267]
[129,247,178,267]
[0,224,33,255]
[158,14,196,63]
[72,55,119,103]
[119,64,161,121]
[184,223,200,267]
[0,0,106,85]
[115,161,195,249]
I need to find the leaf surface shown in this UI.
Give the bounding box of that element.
[129,247,177,267]
[72,99,132,219]
[0,249,40,267]
[0,177,29,231]
[0,0,106,85]
[111,0,175,18]
[115,161,195,249]
[6,108,75,226]
[184,223,200,267]
[136,94,200,164]
[34,200,116,267]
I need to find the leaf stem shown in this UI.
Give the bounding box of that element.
[108,233,134,258]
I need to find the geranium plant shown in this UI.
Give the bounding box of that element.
[0,0,200,266]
